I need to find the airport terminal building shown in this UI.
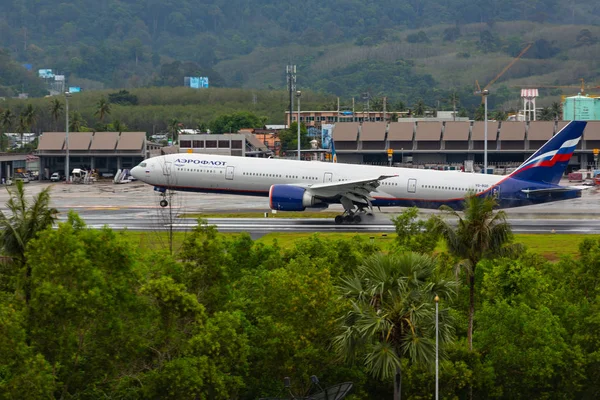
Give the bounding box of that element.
[332,120,600,170]
[35,131,157,178]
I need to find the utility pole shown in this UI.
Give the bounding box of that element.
[65,91,71,182]
[286,65,296,128]
[296,91,302,160]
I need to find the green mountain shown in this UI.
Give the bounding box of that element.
[1,0,600,110]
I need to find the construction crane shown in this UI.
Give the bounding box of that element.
[475,42,533,102]
[515,78,600,96]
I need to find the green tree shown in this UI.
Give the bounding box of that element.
[334,253,456,400]
[551,101,562,120]
[167,118,182,143]
[0,180,57,303]
[539,106,553,121]
[278,121,309,153]
[0,301,56,397]
[474,104,485,121]
[0,108,15,151]
[16,104,36,149]
[392,207,439,253]
[94,96,111,123]
[26,214,151,397]
[108,119,127,132]
[48,97,63,131]
[69,111,84,132]
[432,195,518,351]
[413,99,426,117]
[477,30,500,53]
[208,111,264,134]
[231,249,345,398]
[448,91,459,120]
[407,31,430,44]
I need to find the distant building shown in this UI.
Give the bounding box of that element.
[36,131,149,177]
[178,133,272,157]
[330,120,600,170]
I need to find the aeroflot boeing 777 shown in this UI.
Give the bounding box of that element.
[131,121,587,224]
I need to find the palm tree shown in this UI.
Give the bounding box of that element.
[48,98,64,131]
[167,118,181,143]
[539,106,553,121]
[334,252,456,400]
[550,101,562,121]
[432,195,518,351]
[110,119,126,132]
[17,114,28,150]
[94,97,111,123]
[413,99,426,117]
[19,104,36,148]
[69,111,83,132]
[0,108,15,151]
[0,180,58,304]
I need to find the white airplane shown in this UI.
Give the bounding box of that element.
[131,121,587,224]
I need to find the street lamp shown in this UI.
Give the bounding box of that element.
[474,89,490,174]
[435,295,440,400]
[296,90,301,160]
[65,91,71,182]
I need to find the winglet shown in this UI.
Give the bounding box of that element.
[508,121,586,185]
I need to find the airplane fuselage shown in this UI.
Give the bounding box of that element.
[134,153,579,210]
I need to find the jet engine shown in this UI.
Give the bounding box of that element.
[269,185,325,211]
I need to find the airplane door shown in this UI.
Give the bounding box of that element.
[162,161,171,176]
[324,172,333,183]
[225,166,234,180]
[407,178,417,193]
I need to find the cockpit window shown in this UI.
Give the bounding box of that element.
[140,162,147,167]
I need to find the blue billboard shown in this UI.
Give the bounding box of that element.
[321,124,333,149]
[69,87,81,93]
[184,76,209,88]
[38,69,54,79]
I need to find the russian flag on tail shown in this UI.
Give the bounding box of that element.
[509,121,586,185]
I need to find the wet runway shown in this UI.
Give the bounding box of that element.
[2,181,600,235]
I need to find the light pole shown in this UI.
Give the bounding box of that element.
[296,90,301,160]
[435,294,440,400]
[474,89,490,174]
[65,91,71,182]
[483,90,489,174]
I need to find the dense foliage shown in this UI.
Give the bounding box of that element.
[1,1,599,111]
[1,192,600,398]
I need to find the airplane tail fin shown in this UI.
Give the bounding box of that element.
[331,139,337,163]
[508,120,586,185]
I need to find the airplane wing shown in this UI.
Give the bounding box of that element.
[307,175,397,205]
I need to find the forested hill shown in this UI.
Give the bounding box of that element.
[1,0,600,109]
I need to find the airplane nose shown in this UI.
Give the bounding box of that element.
[131,166,142,180]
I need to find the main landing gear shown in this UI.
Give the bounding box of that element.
[334,197,373,224]
[334,208,372,225]
[334,212,363,224]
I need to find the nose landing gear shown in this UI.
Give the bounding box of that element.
[154,186,169,207]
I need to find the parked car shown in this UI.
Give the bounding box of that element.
[50,172,62,182]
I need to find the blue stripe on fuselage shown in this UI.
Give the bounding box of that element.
[157,179,581,211]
